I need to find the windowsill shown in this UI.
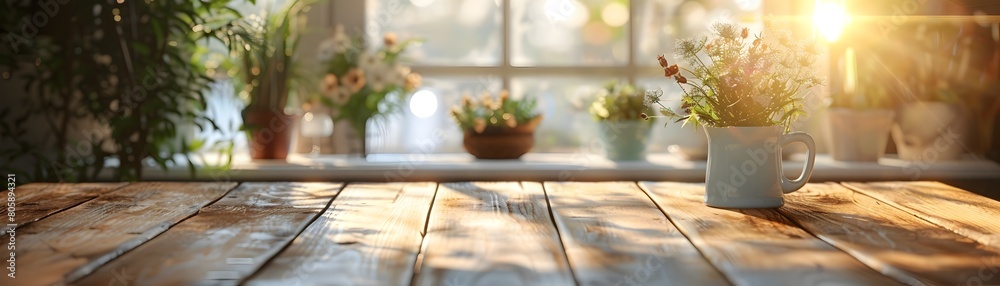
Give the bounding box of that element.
[118,153,1000,182]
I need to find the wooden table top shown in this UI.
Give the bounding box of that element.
[4,181,999,286]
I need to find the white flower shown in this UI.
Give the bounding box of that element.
[388,65,410,86]
[330,25,351,54]
[357,52,384,72]
[365,64,392,92]
[332,34,351,53]
[317,39,335,61]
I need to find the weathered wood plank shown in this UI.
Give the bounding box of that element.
[639,181,901,286]
[12,183,127,228]
[245,182,436,286]
[844,181,1000,249]
[4,182,236,286]
[74,182,342,286]
[414,182,575,286]
[780,182,1000,285]
[544,181,730,286]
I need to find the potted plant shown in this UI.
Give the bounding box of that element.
[317,26,422,158]
[826,49,896,162]
[0,0,245,181]
[645,22,823,208]
[588,81,654,161]
[234,1,310,160]
[451,91,542,159]
[886,22,975,162]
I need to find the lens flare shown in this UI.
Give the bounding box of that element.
[814,0,850,42]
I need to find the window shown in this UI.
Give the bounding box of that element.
[344,0,763,154]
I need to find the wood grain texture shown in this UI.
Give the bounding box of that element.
[639,181,901,286]
[414,182,575,286]
[73,182,342,286]
[844,181,1000,249]
[780,182,1000,285]
[543,181,729,286]
[4,182,236,286]
[245,182,437,286]
[11,183,127,228]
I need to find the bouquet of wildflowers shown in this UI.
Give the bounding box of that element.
[645,22,823,131]
[316,25,422,134]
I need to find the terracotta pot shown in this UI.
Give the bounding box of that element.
[826,108,895,162]
[244,110,296,160]
[463,116,542,160]
[892,101,969,161]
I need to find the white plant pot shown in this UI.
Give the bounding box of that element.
[826,108,895,162]
[892,101,969,162]
[704,126,816,209]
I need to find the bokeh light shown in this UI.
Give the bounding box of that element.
[409,89,439,119]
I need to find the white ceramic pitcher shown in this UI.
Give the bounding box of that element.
[704,126,816,208]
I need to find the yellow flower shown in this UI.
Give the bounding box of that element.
[473,118,487,134]
[302,99,314,112]
[344,68,366,93]
[499,90,510,103]
[384,32,398,46]
[404,72,421,91]
[481,93,494,109]
[322,73,338,92]
[504,114,517,128]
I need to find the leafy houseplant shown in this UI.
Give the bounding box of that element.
[0,0,246,181]
[827,50,896,162]
[317,26,422,158]
[451,91,542,159]
[588,81,654,161]
[233,1,309,160]
[646,22,821,208]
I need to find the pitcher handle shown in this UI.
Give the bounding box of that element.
[780,132,816,193]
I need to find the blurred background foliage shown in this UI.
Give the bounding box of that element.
[0,0,252,182]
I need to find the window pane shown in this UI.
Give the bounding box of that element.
[369,76,499,154]
[366,0,502,66]
[511,0,630,66]
[633,0,762,66]
[511,76,622,152]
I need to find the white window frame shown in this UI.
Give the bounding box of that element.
[324,0,663,90]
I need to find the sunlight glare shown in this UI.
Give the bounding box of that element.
[814,0,850,42]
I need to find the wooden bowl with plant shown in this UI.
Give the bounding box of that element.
[589,81,654,161]
[451,91,542,159]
